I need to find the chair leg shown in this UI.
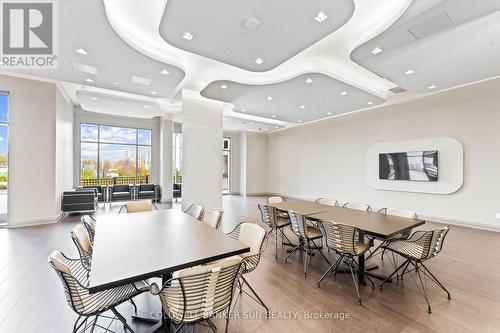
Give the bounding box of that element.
[283,243,301,263]
[419,262,451,300]
[317,255,343,288]
[347,258,362,305]
[242,276,270,317]
[412,263,432,313]
[173,323,185,333]
[303,245,310,277]
[129,299,138,313]
[73,315,86,333]
[380,258,411,289]
[275,228,279,260]
[111,307,135,333]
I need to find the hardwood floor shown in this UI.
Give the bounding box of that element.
[1,195,499,332]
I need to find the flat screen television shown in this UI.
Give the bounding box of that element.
[379,150,438,182]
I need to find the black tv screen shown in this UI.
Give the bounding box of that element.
[379,151,438,182]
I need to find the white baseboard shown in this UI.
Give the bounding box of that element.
[7,214,63,228]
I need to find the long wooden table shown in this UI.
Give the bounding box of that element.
[268,199,425,281]
[89,209,250,332]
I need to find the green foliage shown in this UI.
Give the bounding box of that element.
[81,168,97,179]
[0,173,7,182]
[0,153,7,168]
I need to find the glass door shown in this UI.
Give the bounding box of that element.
[222,138,231,194]
[0,93,8,225]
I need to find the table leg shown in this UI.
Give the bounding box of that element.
[139,273,173,333]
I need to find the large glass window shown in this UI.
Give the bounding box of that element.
[80,124,152,185]
[172,132,182,184]
[0,92,8,225]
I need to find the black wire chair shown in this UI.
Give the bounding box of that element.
[48,250,148,333]
[258,204,293,260]
[184,204,205,220]
[71,224,93,271]
[266,196,289,220]
[284,210,331,277]
[316,220,375,305]
[226,222,270,316]
[149,258,243,333]
[380,226,451,313]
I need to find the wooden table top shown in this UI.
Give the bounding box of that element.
[309,207,425,239]
[88,209,249,293]
[268,200,332,215]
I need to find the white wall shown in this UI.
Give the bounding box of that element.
[55,86,74,211]
[245,132,268,195]
[268,78,500,230]
[182,90,223,210]
[73,108,161,186]
[0,75,60,226]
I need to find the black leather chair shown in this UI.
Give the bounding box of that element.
[79,185,106,202]
[110,184,132,201]
[62,190,97,213]
[136,184,160,202]
[173,183,182,202]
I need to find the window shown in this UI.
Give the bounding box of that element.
[172,132,182,183]
[80,124,152,185]
[0,92,8,225]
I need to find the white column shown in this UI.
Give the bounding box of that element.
[181,89,223,210]
[159,118,173,202]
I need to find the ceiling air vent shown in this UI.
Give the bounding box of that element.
[389,86,407,94]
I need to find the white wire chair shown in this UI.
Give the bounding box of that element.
[200,209,223,229]
[380,226,451,313]
[81,215,96,244]
[315,198,339,206]
[48,250,148,333]
[149,258,243,333]
[184,204,205,220]
[342,202,372,211]
[71,224,93,271]
[118,200,157,213]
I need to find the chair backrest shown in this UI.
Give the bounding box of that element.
[343,202,371,212]
[184,204,205,219]
[121,200,153,213]
[81,215,96,243]
[379,207,418,219]
[113,184,130,192]
[156,258,242,324]
[315,198,338,206]
[287,210,307,239]
[258,204,278,228]
[318,220,361,256]
[415,226,451,260]
[267,196,286,204]
[139,184,155,191]
[238,223,266,254]
[201,209,223,229]
[71,225,92,269]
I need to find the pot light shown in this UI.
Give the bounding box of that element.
[85,78,94,83]
[315,12,328,23]
[220,84,228,89]
[182,32,194,40]
[271,114,276,118]
[299,105,306,109]
[274,126,279,129]
[255,57,264,65]
[160,69,170,75]
[266,96,273,101]
[249,122,254,125]
[405,69,415,75]
[241,108,246,112]
[150,91,158,95]
[143,105,149,109]
[297,120,302,123]
[428,85,437,90]
[340,91,347,96]
[305,77,313,84]
[90,97,98,101]
[76,48,88,55]
[72,62,98,75]
[367,101,374,105]
[113,82,119,85]
[371,46,383,55]
[327,112,332,115]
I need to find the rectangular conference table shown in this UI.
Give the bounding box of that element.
[268,199,425,281]
[88,209,250,332]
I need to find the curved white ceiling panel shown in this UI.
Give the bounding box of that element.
[14,0,185,98]
[159,0,355,72]
[351,0,500,93]
[201,73,385,123]
[224,116,284,133]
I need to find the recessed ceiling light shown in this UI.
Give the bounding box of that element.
[266,96,273,101]
[85,78,94,83]
[340,91,347,96]
[327,112,332,115]
[90,97,98,101]
[297,120,302,123]
[241,108,246,112]
[255,57,264,65]
[113,82,119,85]
[299,105,306,109]
[182,32,194,40]
[367,101,374,105]
[305,77,313,84]
[271,114,276,118]
[220,84,228,89]
[150,91,158,95]
[143,105,149,108]
[274,126,279,129]
[371,46,383,55]
[314,11,328,23]
[405,69,415,75]
[76,48,88,55]
[132,76,152,86]
[72,62,98,75]
[160,69,170,75]
[428,85,437,90]
[249,122,254,125]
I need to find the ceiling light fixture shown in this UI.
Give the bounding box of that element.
[299,105,306,109]
[274,126,279,129]
[85,78,94,83]
[305,77,313,84]
[182,32,194,40]
[143,105,149,108]
[371,46,383,55]
[113,82,119,85]
[271,115,276,118]
[150,91,158,95]
[327,112,332,115]
[367,101,374,105]
[297,120,302,123]
[266,96,273,101]
[72,62,98,75]
[428,85,437,90]
[76,48,88,55]
[160,69,170,75]
[90,97,98,101]
[405,69,415,75]
[254,57,264,65]
[340,91,347,96]
[314,11,328,23]
[220,84,228,89]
